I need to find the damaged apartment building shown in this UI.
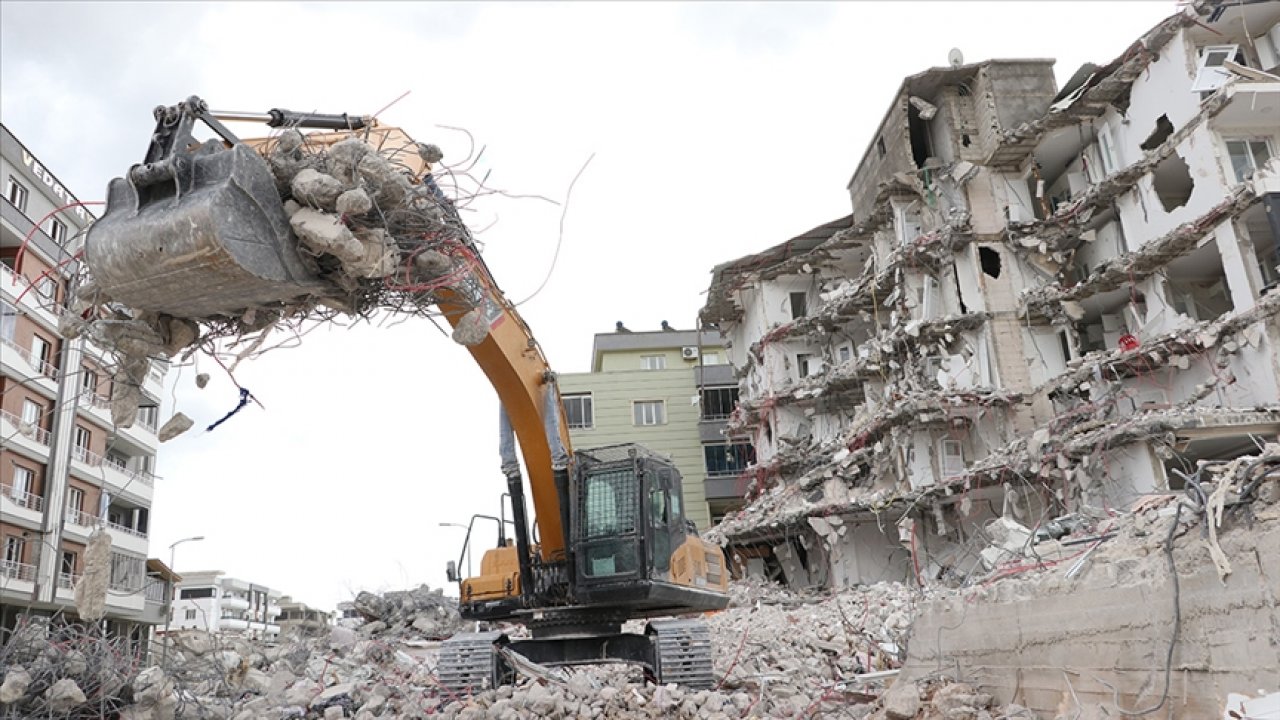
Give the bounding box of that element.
[701,1,1280,589]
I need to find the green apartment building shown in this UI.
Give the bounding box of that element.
[558,325,755,530]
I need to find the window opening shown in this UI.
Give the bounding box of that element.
[4,176,28,212]
[633,400,666,426]
[1139,115,1174,151]
[1152,153,1194,212]
[701,386,739,420]
[640,355,666,370]
[1226,138,1273,183]
[789,291,808,319]
[979,246,1002,278]
[562,393,594,429]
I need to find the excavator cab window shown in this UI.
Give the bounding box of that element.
[579,469,641,578]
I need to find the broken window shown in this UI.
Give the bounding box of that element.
[1164,242,1234,321]
[789,291,808,319]
[1152,153,1194,213]
[838,344,852,364]
[796,353,813,379]
[562,393,593,429]
[978,246,1002,279]
[1191,45,1241,94]
[1225,138,1273,183]
[908,100,935,168]
[896,203,922,246]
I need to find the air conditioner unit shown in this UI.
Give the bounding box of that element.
[681,346,699,360]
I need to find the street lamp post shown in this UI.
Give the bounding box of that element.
[160,535,204,665]
[438,523,472,577]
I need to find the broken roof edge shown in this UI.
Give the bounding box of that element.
[700,213,855,325]
[843,58,1058,193]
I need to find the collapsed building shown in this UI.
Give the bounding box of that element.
[701,1,1280,590]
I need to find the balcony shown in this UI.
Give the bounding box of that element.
[99,455,156,502]
[0,258,62,330]
[105,522,149,554]
[0,336,58,384]
[77,388,114,424]
[0,559,37,586]
[1210,81,1280,134]
[1,482,45,513]
[58,571,80,590]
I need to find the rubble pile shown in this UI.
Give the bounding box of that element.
[349,584,466,640]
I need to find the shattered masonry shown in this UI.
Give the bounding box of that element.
[702,0,1280,617]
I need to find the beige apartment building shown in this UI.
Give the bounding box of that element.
[0,122,172,648]
[559,324,754,529]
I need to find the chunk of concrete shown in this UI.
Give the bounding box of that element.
[451,307,489,346]
[158,413,194,443]
[336,188,373,216]
[413,249,453,278]
[291,208,364,264]
[74,529,112,621]
[291,169,346,211]
[0,667,30,703]
[881,680,920,719]
[45,678,87,714]
[325,138,373,187]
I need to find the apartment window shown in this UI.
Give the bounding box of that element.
[108,552,145,591]
[180,587,216,599]
[61,551,76,576]
[702,352,721,366]
[1191,44,1240,93]
[0,301,15,341]
[138,404,159,430]
[701,386,739,420]
[796,353,813,379]
[73,426,91,457]
[5,176,28,212]
[35,277,55,301]
[838,345,853,364]
[21,399,42,426]
[1097,127,1117,176]
[789,292,808,319]
[939,439,965,478]
[11,465,34,500]
[640,355,666,370]
[81,368,98,394]
[704,442,756,477]
[1225,138,1273,183]
[66,487,84,522]
[3,536,25,565]
[31,335,51,371]
[633,400,666,426]
[562,393,594,430]
[185,609,197,620]
[46,217,67,244]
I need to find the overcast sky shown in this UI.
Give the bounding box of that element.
[1,1,1178,610]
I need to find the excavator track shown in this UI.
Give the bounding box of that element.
[437,631,507,694]
[648,619,715,689]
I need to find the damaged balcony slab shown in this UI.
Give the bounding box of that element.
[1020,185,1261,317]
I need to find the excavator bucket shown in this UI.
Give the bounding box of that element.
[85,98,327,319]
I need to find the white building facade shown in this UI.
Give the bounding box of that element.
[169,570,282,640]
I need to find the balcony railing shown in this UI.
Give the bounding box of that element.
[106,520,148,539]
[65,508,96,528]
[0,260,64,317]
[58,572,81,590]
[0,409,51,446]
[144,579,168,604]
[1,483,45,512]
[0,560,36,582]
[78,389,112,412]
[102,456,157,488]
[0,336,57,378]
[72,445,104,467]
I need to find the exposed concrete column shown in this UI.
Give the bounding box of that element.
[1214,220,1261,312]
[35,333,85,604]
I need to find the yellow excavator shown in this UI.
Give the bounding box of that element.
[83,97,729,690]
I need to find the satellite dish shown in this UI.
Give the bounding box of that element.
[949,48,964,68]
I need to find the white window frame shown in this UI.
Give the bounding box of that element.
[0,301,16,342]
[895,202,923,246]
[35,276,55,301]
[939,438,965,478]
[632,400,666,426]
[1097,126,1118,176]
[73,426,91,454]
[66,486,84,519]
[4,536,25,565]
[1191,44,1240,93]
[81,368,98,394]
[640,355,666,370]
[702,352,721,366]
[5,176,28,212]
[46,217,67,244]
[11,465,34,498]
[562,393,594,430]
[1223,137,1274,183]
[30,335,52,375]
[20,399,41,426]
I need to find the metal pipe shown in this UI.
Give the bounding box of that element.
[208,110,274,124]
